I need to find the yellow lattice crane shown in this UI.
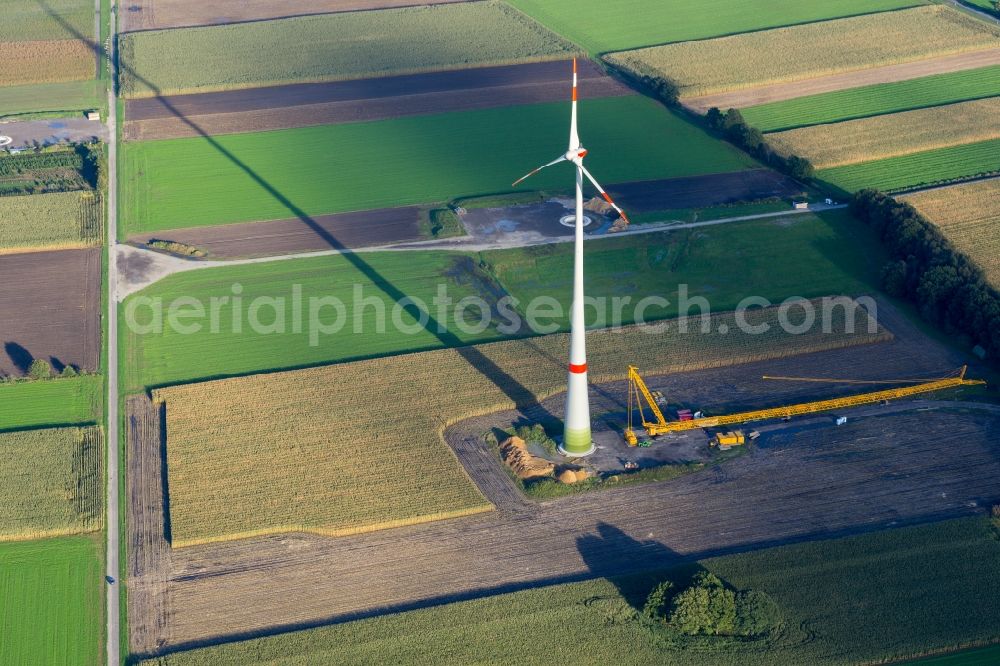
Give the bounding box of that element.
[625,365,669,445]
[624,365,985,443]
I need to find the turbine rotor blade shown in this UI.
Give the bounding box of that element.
[512,155,567,187]
[579,164,630,223]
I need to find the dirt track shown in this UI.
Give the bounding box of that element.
[0,248,100,376]
[684,48,1000,113]
[120,0,468,32]
[127,206,424,259]
[122,60,632,140]
[126,299,1000,655]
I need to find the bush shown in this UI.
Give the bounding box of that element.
[60,365,78,378]
[644,571,781,638]
[643,580,675,620]
[28,359,52,380]
[669,572,738,636]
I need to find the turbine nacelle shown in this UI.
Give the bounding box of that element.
[567,148,587,164]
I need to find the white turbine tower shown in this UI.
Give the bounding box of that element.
[512,58,630,457]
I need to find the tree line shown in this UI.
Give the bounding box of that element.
[851,189,1000,365]
[610,67,814,183]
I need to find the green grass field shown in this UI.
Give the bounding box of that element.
[0,376,103,431]
[964,0,999,15]
[123,210,882,391]
[505,0,924,54]
[1,0,92,42]
[142,516,1000,665]
[485,209,883,328]
[118,1,576,97]
[121,96,756,234]
[742,66,1000,132]
[0,536,102,666]
[123,252,512,391]
[0,427,102,540]
[819,138,1000,193]
[0,80,103,118]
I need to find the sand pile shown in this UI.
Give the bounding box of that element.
[557,468,591,484]
[499,437,555,480]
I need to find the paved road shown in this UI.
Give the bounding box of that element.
[105,2,121,664]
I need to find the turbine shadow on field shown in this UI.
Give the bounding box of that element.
[38,0,553,417]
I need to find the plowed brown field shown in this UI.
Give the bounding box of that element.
[0,248,100,376]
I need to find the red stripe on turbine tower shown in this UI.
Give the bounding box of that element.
[569,363,588,374]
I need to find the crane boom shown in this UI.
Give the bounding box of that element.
[627,365,985,439]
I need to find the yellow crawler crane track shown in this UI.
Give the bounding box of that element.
[640,366,985,436]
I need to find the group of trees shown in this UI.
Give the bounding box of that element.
[851,189,1000,364]
[643,571,780,637]
[704,107,815,181]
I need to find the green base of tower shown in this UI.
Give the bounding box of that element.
[560,426,594,457]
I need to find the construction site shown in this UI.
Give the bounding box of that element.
[487,299,990,483]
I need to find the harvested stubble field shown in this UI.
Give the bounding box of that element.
[121,96,754,233]
[154,300,887,547]
[139,518,1000,666]
[118,1,577,98]
[0,427,102,541]
[819,138,1000,193]
[0,190,102,252]
[903,179,1000,286]
[119,0,467,32]
[0,375,102,431]
[0,248,101,376]
[0,40,95,87]
[506,0,922,54]
[606,6,1000,98]
[766,97,1000,169]
[742,65,1000,132]
[0,535,102,666]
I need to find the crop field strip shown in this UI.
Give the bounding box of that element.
[0,375,102,431]
[122,59,633,141]
[122,211,884,391]
[119,1,578,98]
[151,300,887,547]
[128,206,426,258]
[121,95,755,234]
[505,0,925,54]
[606,6,1000,98]
[0,0,97,89]
[0,536,103,666]
[684,50,1000,115]
[0,80,105,119]
[903,179,1000,287]
[129,302,1000,654]
[0,427,102,541]
[119,0,469,32]
[742,64,1000,132]
[0,248,101,376]
[0,190,103,253]
[819,138,1000,193]
[766,97,1000,169]
[137,517,1000,666]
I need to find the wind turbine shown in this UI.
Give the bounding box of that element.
[512,58,630,457]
